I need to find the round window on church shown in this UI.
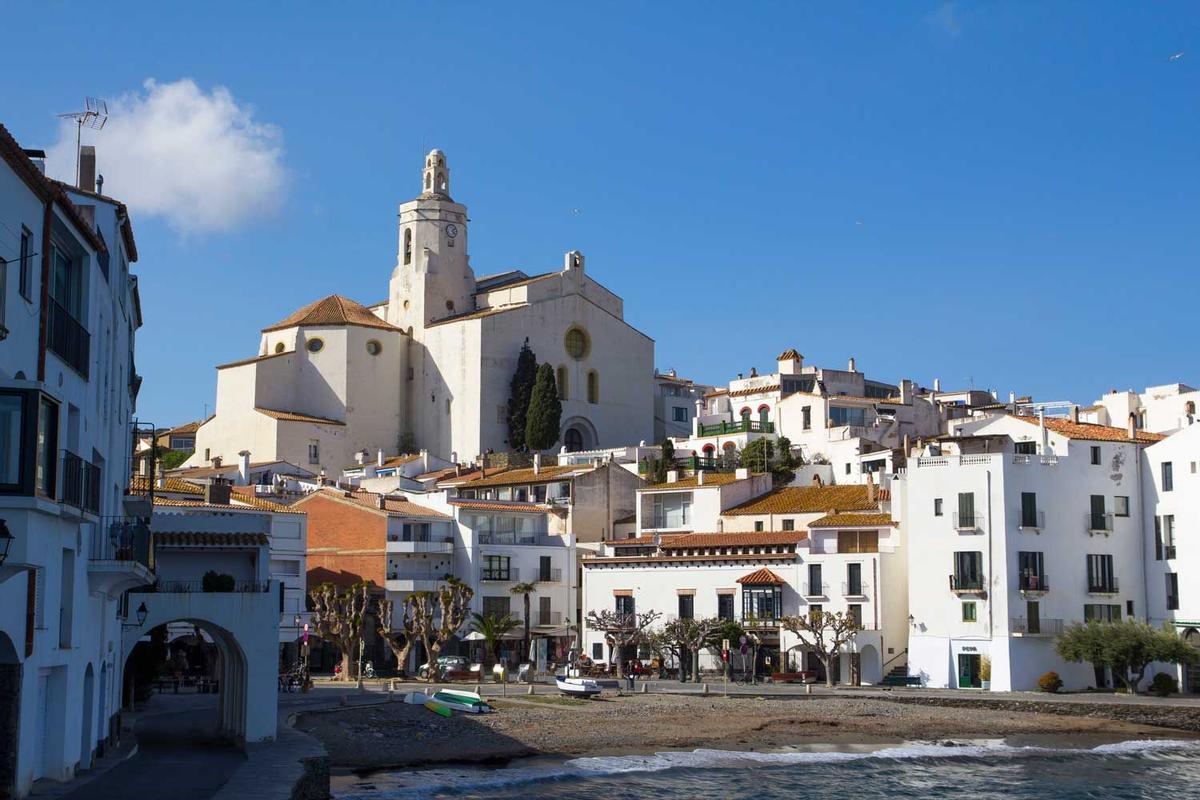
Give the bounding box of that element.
[564,327,590,360]
[366,340,382,356]
[306,338,324,353]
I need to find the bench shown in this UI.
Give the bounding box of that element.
[882,675,922,687]
[766,671,817,684]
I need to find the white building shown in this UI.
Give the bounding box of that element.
[1141,423,1200,692]
[1085,383,1200,435]
[1,131,146,798]
[653,369,712,441]
[901,411,1165,691]
[582,470,904,683]
[190,150,654,475]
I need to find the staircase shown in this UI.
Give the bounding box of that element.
[882,664,921,687]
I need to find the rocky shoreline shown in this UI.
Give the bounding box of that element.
[294,693,1195,773]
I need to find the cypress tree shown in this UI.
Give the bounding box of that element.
[506,339,538,450]
[525,363,563,451]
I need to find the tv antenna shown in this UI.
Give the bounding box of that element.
[57,97,108,185]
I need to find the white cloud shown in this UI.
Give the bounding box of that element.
[47,78,286,233]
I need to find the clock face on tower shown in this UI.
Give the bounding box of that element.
[445,223,458,239]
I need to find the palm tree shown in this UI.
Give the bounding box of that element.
[468,612,520,669]
[509,581,538,663]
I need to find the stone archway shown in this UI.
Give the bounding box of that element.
[0,632,19,800]
[561,416,598,452]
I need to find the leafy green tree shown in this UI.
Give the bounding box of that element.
[525,363,563,451]
[661,438,676,468]
[468,612,521,669]
[509,581,538,664]
[159,449,192,470]
[741,438,775,472]
[506,339,539,450]
[1057,620,1198,693]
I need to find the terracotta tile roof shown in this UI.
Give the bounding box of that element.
[154,531,270,547]
[261,295,404,333]
[722,485,876,515]
[166,420,204,435]
[704,388,729,398]
[216,350,294,370]
[777,348,802,361]
[302,487,451,519]
[448,499,555,513]
[228,487,305,514]
[166,460,316,480]
[583,553,796,566]
[426,304,526,327]
[344,454,422,471]
[424,466,482,483]
[1009,414,1166,444]
[130,476,204,495]
[457,464,584,488]
[809,512,895,528]
[255,407,345,426]
[659,531,807,549]
[643,472,752,491]
[737,567,787,585]
[728,384,780,398]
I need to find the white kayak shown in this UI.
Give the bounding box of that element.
[433,688,492,713]
[555,675,601,698]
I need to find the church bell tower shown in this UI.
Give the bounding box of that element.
[388,149,475,330]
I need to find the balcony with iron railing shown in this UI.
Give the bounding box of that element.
[47,297,90,378]
[638,455,728,474]
[954,512,983,532]
[1086,576,1119,595]
[478,532,564,547]
[387,529,455,554]
[1086,512,1115,536]
[740,614,783,629]
[1011,454,1059,466]
[1017,510,1045,532]
[481,567,520,582]
[697,419,775,436]
[842,581,870,598]
[536,610,564,627]
[1010,617,1063,636]
[154,579,271,593]
[535,568,564,583]
[1017,573,1049,594]
[60,450,101,515]
[949,574,986,594]
[803,581,829,598]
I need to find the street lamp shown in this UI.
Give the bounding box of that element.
[136,602,149,627]
[0,519,13,567]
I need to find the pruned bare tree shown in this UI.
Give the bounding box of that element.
[782,610,863,687]
[585,609,661,680]
[662,617,720,683]
[409,578,475,681]
[308,581,372,680]
[378,595,421,677]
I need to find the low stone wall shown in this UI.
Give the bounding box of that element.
[880,694,1200,733]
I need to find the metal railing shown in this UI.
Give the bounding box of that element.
[387,531,454,544]
[638,455,728,474]
[954,512,983,531]
[481,567,519,582]
[1086,512,1115,534]
[478,532,562,547]
[60,451,101,514]
[47,297,90,378]
[741,615,782,628]
[1018,510,1045,531]
[1018,573,1049,592]
[1010,617,1063,636]
[803,581,829,597]
[154,580,271,593]
[697,419,775,436]
[537,610,563,626]
[1086,577,1119,594]
[949,574,986,592]
[386,569,449,583]
[537,568,564,583]
[842,581,870,597]
[91,517,152,566]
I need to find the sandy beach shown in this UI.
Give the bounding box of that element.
[295,692,1196,772]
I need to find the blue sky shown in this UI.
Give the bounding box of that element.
[2,2,1198,426]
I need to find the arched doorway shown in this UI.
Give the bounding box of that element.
[560,417,598,452]
[858,644,881,685]
[80,664,95,770]
[123,617,252,744]
[0,632,20,800]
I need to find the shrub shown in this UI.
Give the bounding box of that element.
[1037,671,1063,693]
[979,656,992,682]
[1149,672,1178,697]
[202,571,235,592]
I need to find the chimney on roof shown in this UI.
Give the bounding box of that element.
[533,453,541,475]
[735,467,749,480]
[900,379,913,405]
[812,474,824,487]
[211,455,222,468]
[848,356,856,372]
[205,478,232,506]
[696,470,705,485]
[866,471,878,503]
[421,449,430,472]
[377,449,385,468]
[666,469,679,483]
[1039,409,1048,455]
[749,367,758,378]
[78,146,96,193]
[355,450,367,465]
[450,451,458,465]
[1069,405,1079,424]
[737,373,743,380]
[1127,412,1137,440]
[237,450,251,486]
[22,148,46,174]
[933,378,941,392]
[376,494,387,510]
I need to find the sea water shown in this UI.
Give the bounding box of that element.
[333,738,1200,799]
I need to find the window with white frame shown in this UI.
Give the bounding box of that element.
[651,492,691,528]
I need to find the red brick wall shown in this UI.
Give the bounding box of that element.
[299,493,387,587]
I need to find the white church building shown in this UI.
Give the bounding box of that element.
[189,150,653,475]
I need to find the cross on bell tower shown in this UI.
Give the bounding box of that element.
[421,149,451,200]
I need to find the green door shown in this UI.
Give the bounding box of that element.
[957,654,981,688]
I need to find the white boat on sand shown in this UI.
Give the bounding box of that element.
[555,675,602,698]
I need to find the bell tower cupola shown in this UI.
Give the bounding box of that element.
[421,149,451,200]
